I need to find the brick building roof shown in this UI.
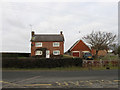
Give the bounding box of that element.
[68,40,91,52]
[31,34,64,42]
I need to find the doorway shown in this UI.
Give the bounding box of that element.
[46,50,50,58]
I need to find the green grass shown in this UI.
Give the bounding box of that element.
[63,54,74,58]
[2,66,118,71]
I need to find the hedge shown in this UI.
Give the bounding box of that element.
[2,57,83,68]
[2,53,30,57]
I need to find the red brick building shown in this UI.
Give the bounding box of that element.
[67,40,91,58]
[31,31,64,58]
[67,40,107,57]
[91,49,107,56]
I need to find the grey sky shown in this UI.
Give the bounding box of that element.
[1,2,118,53]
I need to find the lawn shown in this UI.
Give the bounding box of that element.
[2,66,118,71]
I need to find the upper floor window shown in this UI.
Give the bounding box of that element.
[53,42,60,47]
[53,50,60,55]
[35,42,42,47]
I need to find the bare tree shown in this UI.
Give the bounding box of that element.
[109,43,118,55]
[82,31,116,57]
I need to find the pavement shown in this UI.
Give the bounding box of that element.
[2,69,119,88]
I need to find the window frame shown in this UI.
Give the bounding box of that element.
[53,50,60,55]
[35,50,43,55]
[35,42,42,47]
[53,42,60,47]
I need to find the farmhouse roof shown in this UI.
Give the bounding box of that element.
[31,34,64,42]
[68,40,91,51]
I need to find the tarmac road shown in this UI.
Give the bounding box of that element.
[2,69,119,88]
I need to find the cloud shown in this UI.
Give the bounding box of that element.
[1,2,118,52]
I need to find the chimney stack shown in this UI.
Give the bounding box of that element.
[60,31,63,35]
[31,31,35,37]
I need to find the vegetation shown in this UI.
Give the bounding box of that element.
[2,57,82,68]
[95,53,118,60]
[63,54,74,58]
[82,31,116,58]
[118,46,120,57]
[109,43,118,55]
[2,66,118,71]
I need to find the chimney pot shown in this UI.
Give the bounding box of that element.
[32,31,35,37]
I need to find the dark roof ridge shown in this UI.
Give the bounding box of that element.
[34,34,61,36]
[32,34,64,42]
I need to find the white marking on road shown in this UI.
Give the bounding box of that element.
[64,81,68,86]
[114,80,120,82]
[56,82,61,86]
[24,84,52,86]
[1,81,21,87]
[14,76,41,84]
[101,80,104,82]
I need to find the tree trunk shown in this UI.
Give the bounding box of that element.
[95,50,99,59]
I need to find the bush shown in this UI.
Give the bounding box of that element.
[2,57,83,68]
[118,46,120,57]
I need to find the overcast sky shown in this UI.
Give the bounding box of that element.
[1,1,118,53]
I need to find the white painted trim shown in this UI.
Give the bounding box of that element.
[72,51,79,52]
[70,40,80,51]
[70,40,92,51]
[53,50,60,55]
[35,42,42,47]
[53,42,60,47]
[46,50,50,58]
[35,50,43,55]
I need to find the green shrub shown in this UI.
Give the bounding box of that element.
[2,57,83,68]
[118,46,120,57]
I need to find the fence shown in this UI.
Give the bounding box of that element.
[82,60,119,68]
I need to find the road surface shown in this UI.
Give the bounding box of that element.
[2,69,119,88]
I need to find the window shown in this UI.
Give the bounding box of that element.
[53,42,60,47]
[35,42,42,47]
[35,50,42,55]
[53,50,60,55]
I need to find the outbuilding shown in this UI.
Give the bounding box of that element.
[67,40,91,58]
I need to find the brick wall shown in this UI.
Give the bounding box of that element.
[31,41,64,56]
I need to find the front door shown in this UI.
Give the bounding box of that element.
[46,50,50,58]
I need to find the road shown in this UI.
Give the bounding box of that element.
[2,69,119,88]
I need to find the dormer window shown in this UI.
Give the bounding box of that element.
[53,42,60,47]
[35,42,42,47]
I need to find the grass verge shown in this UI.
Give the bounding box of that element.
[2,66,118,71]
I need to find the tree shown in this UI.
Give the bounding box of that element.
[82,31,116,58]
[118,46,120,57]
[109,43,118,55]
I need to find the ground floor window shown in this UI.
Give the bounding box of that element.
[35,50,43,55]
[53,50,60,55]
